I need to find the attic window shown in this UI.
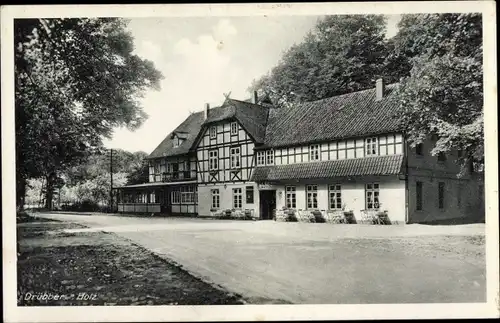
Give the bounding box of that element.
[173,136,181,148]
[209,126,216,139]
[230,122,238,135]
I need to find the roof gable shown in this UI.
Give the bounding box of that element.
[147,111,205,159]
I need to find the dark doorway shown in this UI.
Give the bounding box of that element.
[259,190,276,220]
[160,189,171,215]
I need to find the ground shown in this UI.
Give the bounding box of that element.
[19,212,486,304]
[17,220,244,305]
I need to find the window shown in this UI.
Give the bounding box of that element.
[438,182,445,209]
[266,150,274,165]
[209,126,216,139]
[416,143,424,156]
[416,181,423,210]
[246,186,254,204]
[209,150,218,170]
[233,188,242,209]
[306,185,318,209]
[171,190,180,204]
[365,137,378,156]
[437,152,447,162]
[181,186,195,203]
[257,151,266,166]
[329,185,342,210]
[310,144,320,161]
[230,146,241,169]
[285,186,296,209]
[230,122,238,135]
[173,136,182,148]
[366,183,380,209]
[211,189,220,209]
[172,163,179,179]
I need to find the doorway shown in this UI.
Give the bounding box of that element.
[259,190,276,220]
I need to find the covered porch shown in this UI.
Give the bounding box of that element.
[114,180,198,216]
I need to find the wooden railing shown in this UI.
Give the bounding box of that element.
[117,203,161,213]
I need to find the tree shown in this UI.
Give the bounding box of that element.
[249,15,390,105]
[15,18,163,209]
[395,13,483,174]
[126,159,149,185]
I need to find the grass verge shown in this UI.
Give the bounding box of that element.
[17,221,244,306]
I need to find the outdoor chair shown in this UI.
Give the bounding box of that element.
[360,209,380,224]
[297,209,309,222]
[327,210,347,224]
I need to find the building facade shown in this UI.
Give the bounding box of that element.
[115,80,483,224]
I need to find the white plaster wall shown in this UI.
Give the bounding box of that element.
[274,177,406,224]
[198,182,260,218]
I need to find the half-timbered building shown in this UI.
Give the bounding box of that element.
[115,79,483,224]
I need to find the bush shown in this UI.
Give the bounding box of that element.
[311,211,326,223]
[286,210,298,222]
[61,200,108,212]
[343,211,356,224]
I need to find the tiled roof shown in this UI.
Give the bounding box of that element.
[250,155,404,182]
[203,99,270,143]
[147,111,205,159]
[263,84,403,148]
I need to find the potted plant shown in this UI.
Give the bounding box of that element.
[310,210,325,223]
[343,207,356,224]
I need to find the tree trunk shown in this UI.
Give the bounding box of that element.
[44,173,55,210]
[16,176,26,211]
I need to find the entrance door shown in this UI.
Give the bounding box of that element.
[259,190,276,220]
[160,189,171,215]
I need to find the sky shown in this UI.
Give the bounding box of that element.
[103,15,401,154]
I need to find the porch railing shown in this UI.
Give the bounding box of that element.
[117,203,161,213]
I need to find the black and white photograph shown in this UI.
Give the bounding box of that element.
[2,2,498,322]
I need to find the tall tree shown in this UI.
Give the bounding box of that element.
[15,18,163,209]
[249,15,390,106]
[394,13,483,174]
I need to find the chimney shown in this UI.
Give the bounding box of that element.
[252,90,258,104]
[204,103,210,119]
[376,78,385,101]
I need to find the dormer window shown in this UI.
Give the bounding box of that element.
[173,136,181,148]
[209,126,216,139]
[230,122,238,136]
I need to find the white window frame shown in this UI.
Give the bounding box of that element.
[366,183,380,210]
[230,146,241,169]
[209,126,216,139]
[230,122,238,135]
[257,151,266,166]
[365,137,378,156]
[310,144,320,161]
[306,184,318,209]
[181,186,195,203]
[266,150,274,165]
[211,189,220,209]
[171,190,180,204]
[209,149,218,171]
[233,188,242,209]
[328,184,342,210]
[173,136,181,148]
[285,186,296,209]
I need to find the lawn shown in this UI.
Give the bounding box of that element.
[17,221,244,306]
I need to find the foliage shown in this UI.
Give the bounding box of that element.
[249,15,391,106]
[395,13,483,173]
[15,18,163,209]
